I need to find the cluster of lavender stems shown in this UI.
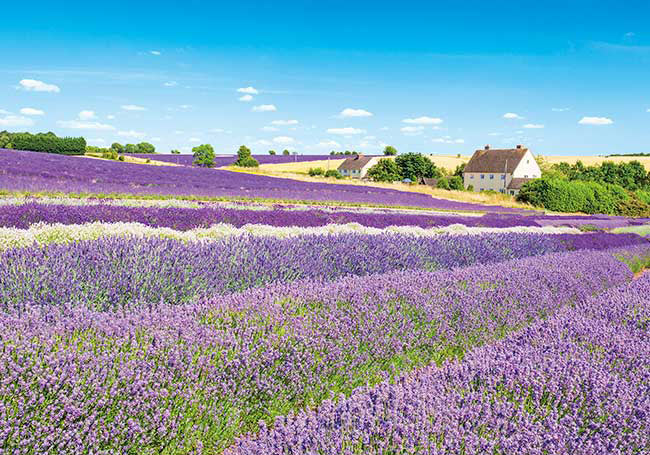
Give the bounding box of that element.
[1,245,646,453]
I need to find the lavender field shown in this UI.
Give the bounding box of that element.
[128,153,335,166]
[1,150,650,454]
[0,149,527,212]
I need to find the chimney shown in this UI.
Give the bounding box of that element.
[516,144,522,149]
[484,145,490,150]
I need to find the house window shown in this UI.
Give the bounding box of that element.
[489,174,494,180]
[470,175,474,179]
[501,175,505,180]
[527,160,530,164]
[510,190,515,195]
[480,174,485,179]
[524,175,528,178]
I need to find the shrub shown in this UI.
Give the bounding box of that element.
[517,177,630,215]
[118,156,125,161]
[192,144,216,167]
[308,167,325,176]
[233,145,259,167]
[467,184,474,192]
[395,153,441,181]
[436,177,450,190]
[448,175,464,191]
[367,158,401,182]
[324,169,343,179]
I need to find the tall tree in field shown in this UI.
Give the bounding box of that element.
[233,145,259,167]
[136,142,155,154]
[383,145,398,156]
[111,142,124,154]
[395,153,441,181]
[192,144,216,167]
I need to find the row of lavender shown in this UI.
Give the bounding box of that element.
[6,232,645,311]
[232,267,650,455]
[2,245,646,454]
[0,149,528,212]
[3,201,648,230]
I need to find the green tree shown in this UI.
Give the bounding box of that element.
[268,150,276,155]
[367,158,402,182]
[124,144,137,154]
[192,144,216,167]
[170,149,181,154]
[453,163,466,177]
[282,149,290,156]
[383,145,398,156]
[111,142,124,154]
[0,132,11,149]
[395,153,441,181]
[136,142,155,154]
[436,177,450,190]
[233,145,259,167]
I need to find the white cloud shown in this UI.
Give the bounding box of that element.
[552,107,570,112]
[253,139,272,146]
[78,110,96,120]
[252,104,277,112]
[150,50,161,56]
[239,94,253,102]
[271,119,299,125]
[578,116,613,125]
[0,115,34,127]
[106,114,115,120]
[164,81,177,87]
[380,126,390,131]
[339,108,373,118]
[0,109,10,115]
[19,107,44,116]
[503,112,523,119]
[523,123,544,129]
[117,130,146,138]
[174,130,185,135]
[402,116,443,125]
[261,126,278,132]
[209,128,227,133]
[432,137,464,144]
[327,127,365,135]
[316,140,341,148]
[238,86,259,95]
[57,120,115,130]
[150,137,161,142]
[488,132,502,136]
[88,138,105,145]
[189,137,201,143]
[121,104,147,111]
[401,126,424,134]
[646,108,650,112]
[178,104,192,110]
[18,79,60,93]
[273,136,295,144]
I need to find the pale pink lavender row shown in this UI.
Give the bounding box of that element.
[0,246,642,454]
[3,201,648,230]
[0,149,529,212]
[230,269,650,455]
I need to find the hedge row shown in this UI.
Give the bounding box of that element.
[516,177,640,215]
[1,132,86,155]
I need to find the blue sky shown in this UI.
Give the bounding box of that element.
[1,0,649,155]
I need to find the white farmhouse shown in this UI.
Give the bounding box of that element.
[337,154,381,179]
[463,145,542,195]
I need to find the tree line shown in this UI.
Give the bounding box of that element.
[0,131,86,155]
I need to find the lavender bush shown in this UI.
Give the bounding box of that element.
[2,201,648,231]
[6,231,637,311]
[0,246,644,453]
[231,269,650,454]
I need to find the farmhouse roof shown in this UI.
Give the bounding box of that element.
[507,177,533,190]
[338,155,374,171]
[464,146,528,174]
[419,177,438,186]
